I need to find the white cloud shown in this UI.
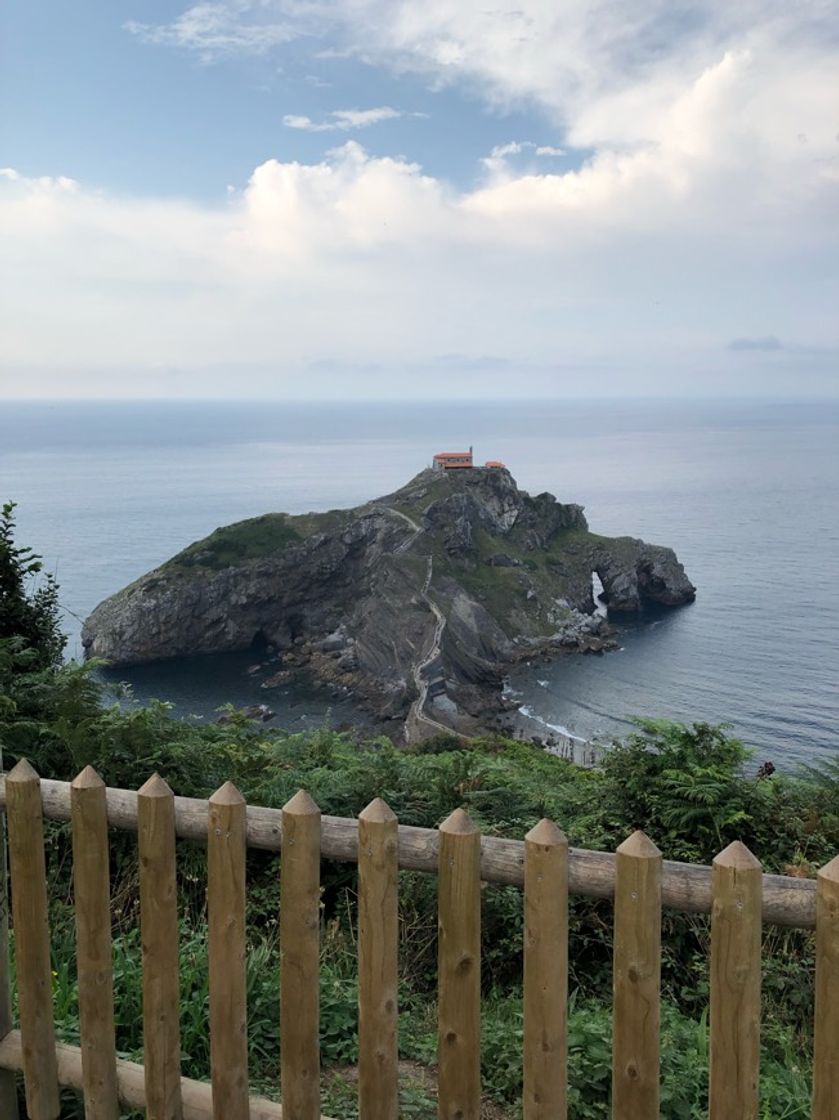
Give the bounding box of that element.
[6,0,838,395]
[480,140,533,173]
[332,108,400,129]
[1,167,79,191]
[125,2,298,60]
[282,106,402,132]
[489,141,529,159]
[330,2,835,118]
[482,141,566,170]
[2,99,837,393]
[127,2,837,126]
[127,2,839,200]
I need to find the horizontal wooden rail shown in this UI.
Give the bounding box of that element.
[0,1031,318,1120]
[0,775,816,928]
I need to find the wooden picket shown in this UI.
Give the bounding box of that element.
[280,789,322,1120]
[813,854,839,1117]
[0,765,836,1119]
[207,782,249,1119]
[709,841,762,1120]
[138,773,183,1120]
[357,798,399,1120]
[523,818,568,1120]
[70,766,119,1120]
[0,754,18,1120]
[612,830,662,1119]
[437,808,481,1120]
[6,760,59,1120]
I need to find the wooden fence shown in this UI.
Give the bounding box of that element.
[0,760,836,1119]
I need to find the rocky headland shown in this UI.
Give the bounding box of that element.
[83,467,695,741]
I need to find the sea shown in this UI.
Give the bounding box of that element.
[1,398,837,769]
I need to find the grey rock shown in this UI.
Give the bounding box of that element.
[594,540,696,612]
[319,629,348,653]
[83,466,695,721]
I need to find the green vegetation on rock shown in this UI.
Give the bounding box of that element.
[168,513,304,570]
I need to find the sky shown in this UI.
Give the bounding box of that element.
[1,0,838,400]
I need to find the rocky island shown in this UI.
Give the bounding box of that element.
[83,466,695,741]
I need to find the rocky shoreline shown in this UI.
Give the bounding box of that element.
[218,634,609,760]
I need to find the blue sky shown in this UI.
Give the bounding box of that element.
[3,1,577,198]
[1,1,837,398]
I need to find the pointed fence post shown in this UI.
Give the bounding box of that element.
[709,840,762,1120]
[437,808,481,1120]
[611,830,661,1120]
[358,798,399,1120]
[138,774,182,1120]
[813,854,839,1117]
[280,790,321,1120]
[523,818,568,1120]
[71,766,119,1120]
[208,782,249,1120]
[6,759,59,1120]
[0,743,20,1119]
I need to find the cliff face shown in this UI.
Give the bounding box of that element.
[82,468,695,732]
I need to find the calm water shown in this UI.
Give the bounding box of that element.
[1,398,837,766]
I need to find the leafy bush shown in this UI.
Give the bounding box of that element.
[0,501,65,671]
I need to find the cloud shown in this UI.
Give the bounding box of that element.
[2,125,837,396]
[482,141,566,169]
[1,167,79,191]
[125,3,298,60]
[127,3,839,197]
[127,2,838,132]
[480,140,529,172]
[488,141,529,159]
[7,1,838,395]
[282,106,402,132]
[729,336,783,352]
[323,1,838,130]
[130,3,838,223]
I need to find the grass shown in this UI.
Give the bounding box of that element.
[32,926,815,1120]
[290,509,354,537]
[163,506,368,573]
[167,514,304,570]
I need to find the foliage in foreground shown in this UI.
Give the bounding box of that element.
[0,501,833,1117]
[28,918,812,1119]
